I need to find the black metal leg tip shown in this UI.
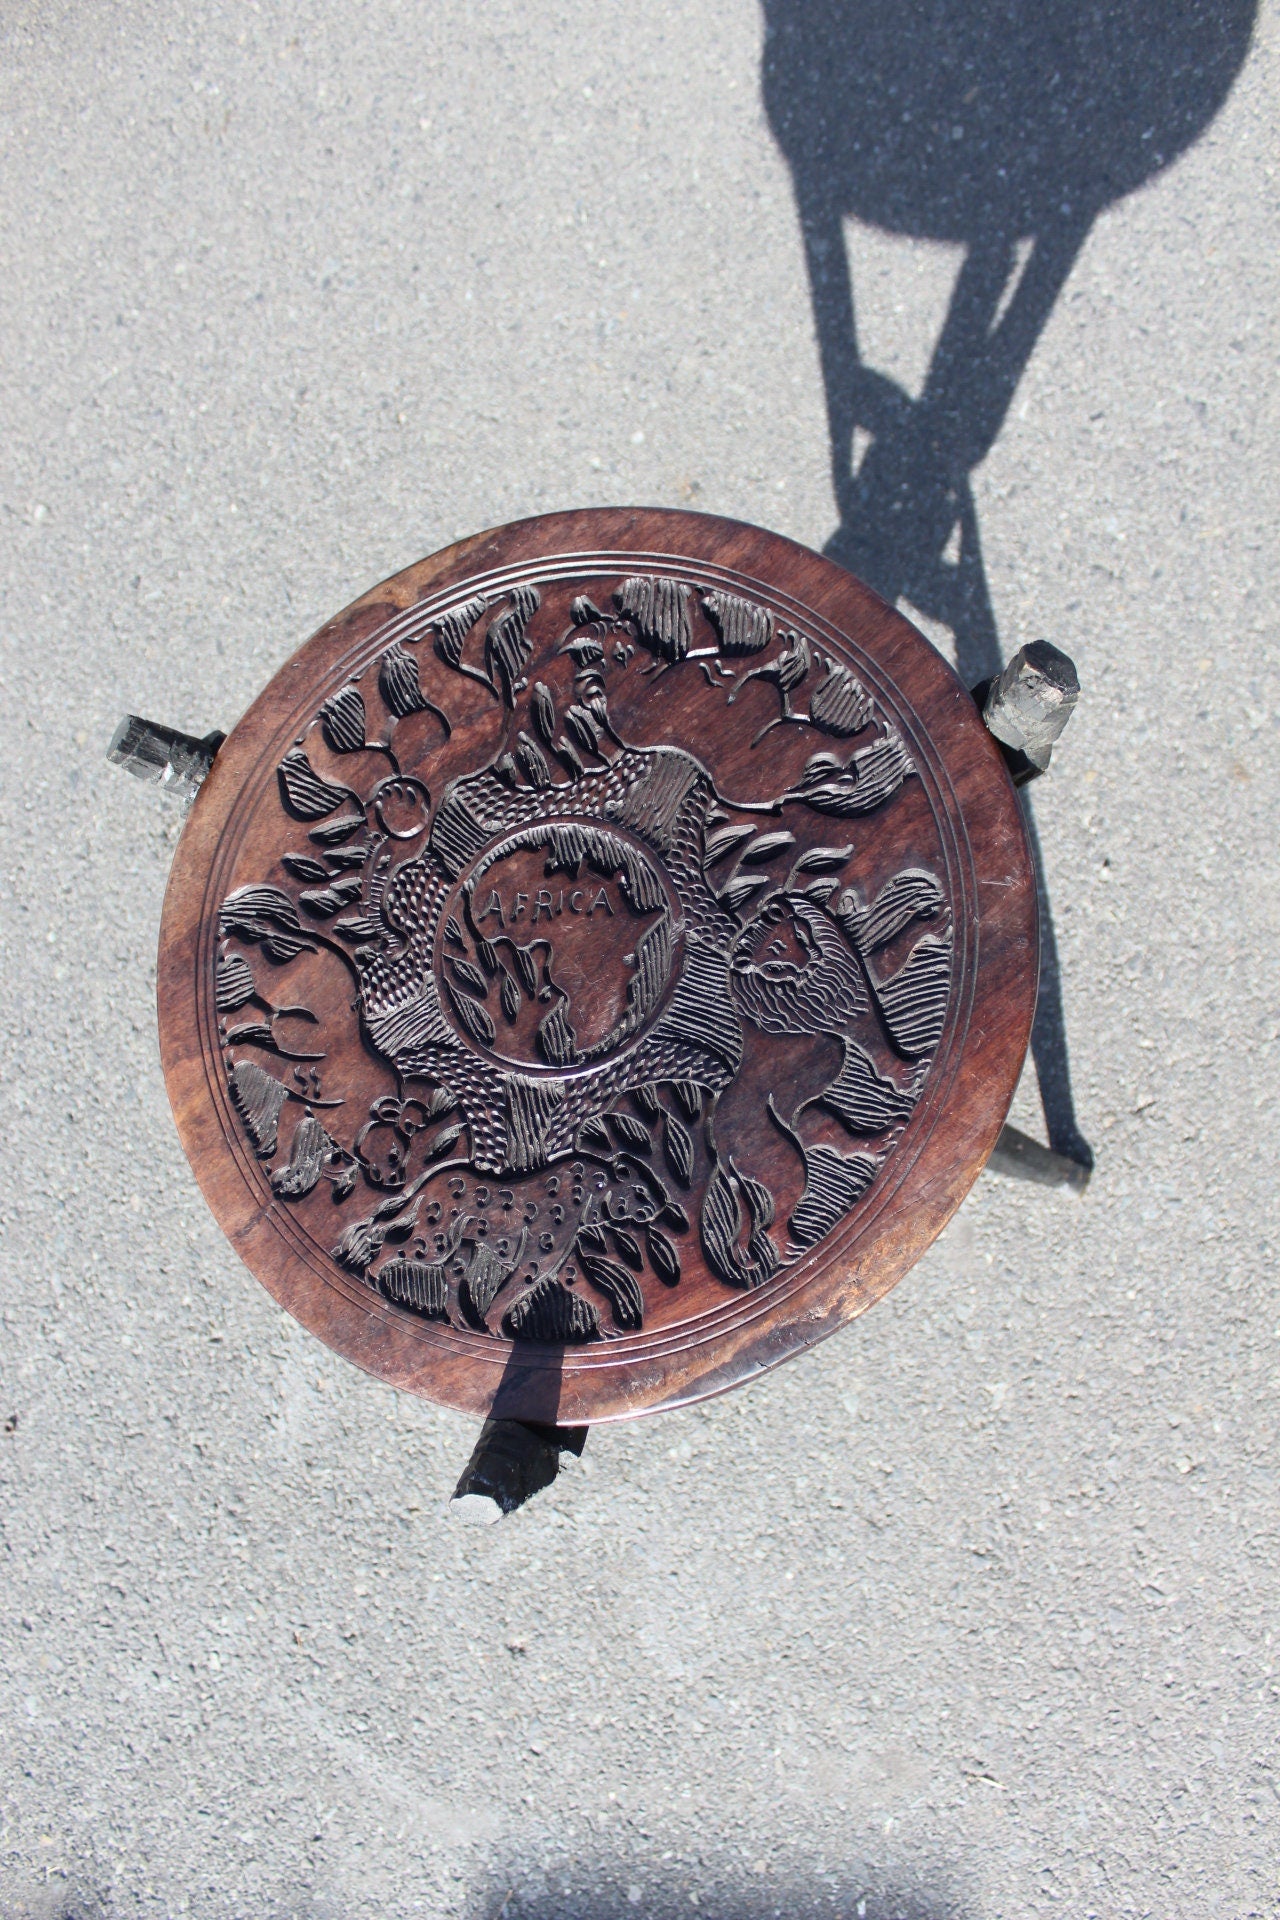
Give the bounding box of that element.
[106,714,223,805]
[449,1417,587,1524]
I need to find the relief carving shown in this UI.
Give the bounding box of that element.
[216,574,953,1340]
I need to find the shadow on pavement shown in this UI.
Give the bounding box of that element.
[761,0,1256,1164]
[477,1864,967,1920]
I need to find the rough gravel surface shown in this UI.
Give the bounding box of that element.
[1,3,1277,1917]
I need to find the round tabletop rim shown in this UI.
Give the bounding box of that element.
[157,505,1038,1424]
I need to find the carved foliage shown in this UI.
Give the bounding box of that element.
[217,569,955,1340]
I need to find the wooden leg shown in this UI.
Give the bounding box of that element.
[972,652,1089,1190]
[449,1419,588,1525]
[975,643,1079,782]
[107,715,225,805]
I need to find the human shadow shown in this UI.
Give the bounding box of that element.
[762,0,1256,1163]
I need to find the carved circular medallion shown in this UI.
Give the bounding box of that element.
[435,820,680,1071]
[158,509,1037,1423]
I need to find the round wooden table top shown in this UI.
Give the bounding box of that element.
[158,508,1037,1425]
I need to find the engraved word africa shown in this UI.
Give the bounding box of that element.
[216,574,953,1342]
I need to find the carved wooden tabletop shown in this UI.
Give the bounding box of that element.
[158,508,1037,1424]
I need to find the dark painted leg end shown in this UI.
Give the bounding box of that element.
[449,1419,588,1525]
[973,642,1079,782]
[107,715,225,805]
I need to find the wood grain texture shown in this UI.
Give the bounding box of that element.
[157,508,1037,1424]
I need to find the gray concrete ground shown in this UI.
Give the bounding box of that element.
[1,1,1278,1915]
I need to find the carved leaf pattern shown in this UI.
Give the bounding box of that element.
[719,873,773,915]
[563,636,605,667]
[818,1040,917,1135]
[278,749,352,820]
[740,831,796,864]
[792,843,855,875]
[229,1061,290,1158]
[870,936,953,1059]
[431,594,489,668]
[270,1113,333,1198]
[219,886,316,961]
[281,853,331,883]
[458,1242,516,1324]
[607,1111,651,1152]
[614,576,691,661]
[485,586,540,704]
[333,914,383,944]
[531,682,556,742]
[836,869,944,953]
[220,885,300,937]
[219,564,954,1337]
[378,643,451,733]
[704,823,755,867]
[788,730,913,816]
[215,954,257,1013]
[645,1227,681,1286]
[503,1279,600,1343]
[377,1258,448,1319]
[299,877,363,917]
[426,1122,465,1161]
[448,957,490,999]
[808,661,872,735]
[580,1253,644,1330]
[499,967,521,1024]
[564,704,602,756]
[333,1216,387,1274]
[448,983,496,1048]
[308,813,366,845]
[223,1021,274,1048]
[556,736,586,778]
[789,1146,881,1251]
[663,1112,694,1186]
[575,1115,613,1156]
[320,685,366,754]
[701,589,772,656]
[515,732,552,788]
[609,1226,644,1270]
[699,1159,779,1289]
[538,1001,577,1068]
[699,1161,743,1287]
[324,845,370,871]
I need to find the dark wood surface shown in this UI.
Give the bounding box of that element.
[157,508,1037,1424]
